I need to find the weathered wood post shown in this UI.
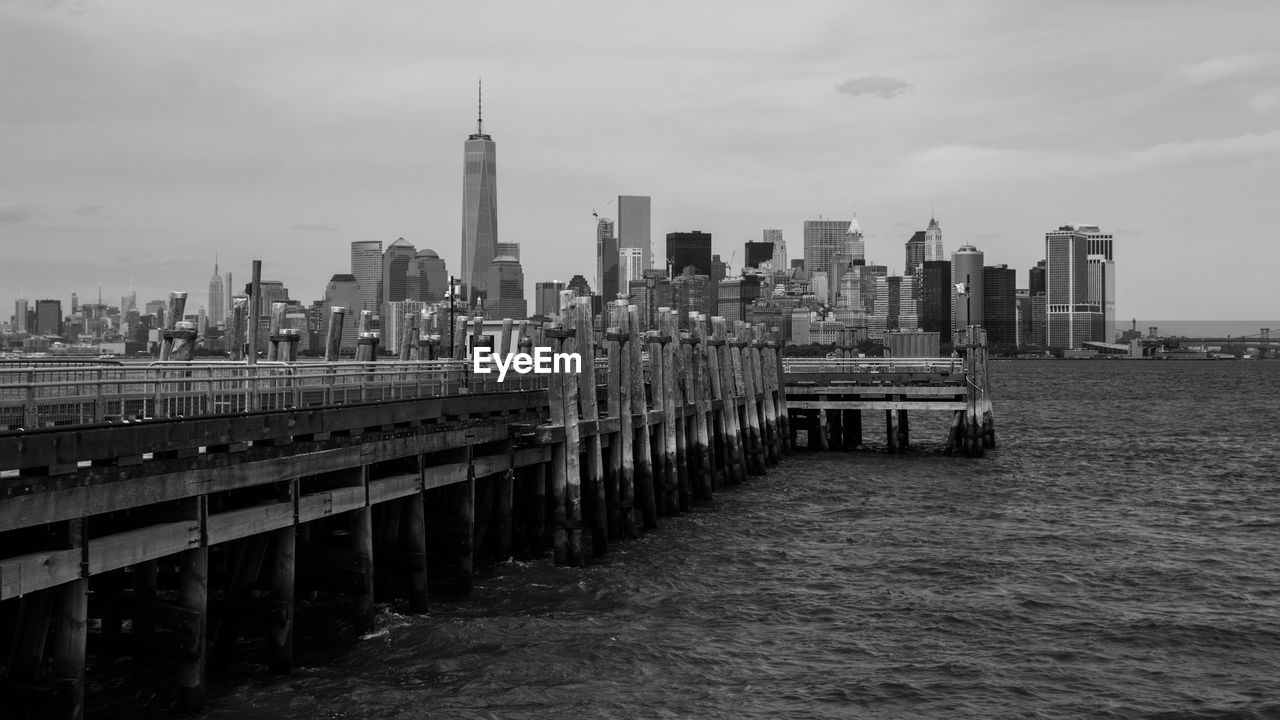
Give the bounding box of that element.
[279,328,301,363]
[735,322,767,474]
[51,519,88,720]
[177,498,209,712]
[774,326,793,454]
[701,315,729,489]
[398,311,418,361]
[978,327,996,449]
[629,304,658,529]
[170,320,198,361]
[604,306,629,539]
[355,310,378,363]
[614,302,638,538]
[324,307,346,362]
[648,313,677,516]
[712,317,747,483]
[159,291,188,361]
[266,302,287,361]
[267,520,296,674]
[351,474,376,633]
[453,315,470,360]
[546,316,583,566]
[247,259,262,364]
[661,310,687,511]
[573,296,608,556]
[688,313,713,501]
[753,324,780,465]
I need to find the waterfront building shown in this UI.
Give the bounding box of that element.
[617,195,652,277]
[666,231,712,277]
[1016,289,1031,347]
[1086,231,1116,342]
[350,240,383,313]
[983,264,1017,346]
[462,85,498,306]
[1045,225,1107,349]
[951,245,985,331]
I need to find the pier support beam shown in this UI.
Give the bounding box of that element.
[267,525,296,674]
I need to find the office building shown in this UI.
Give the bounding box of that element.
[924,216,944,262]
[983,264,1017,346]
[323,274,362,352]
[207,260,224,326]
[415,249,448,301]
[1045,225,1107,348]
[672,268,714,322]
[619,247,644,289]
[951,245,985,331]
[383,238,419,304]
[763,228,787,271]
[461,85,498,306]
[916,261,952,336]
[487,255,526,320]
[567,274,592,297]
[803,218,857,275]
[617,195,651,276]
[384,300,429,351]
[1086,230,1116,342]
[535,280,566,318]
[905,231,926,277]
[596,216,619,302]
[717,275,767,323]
[744,241,774,270]
[666,231,712,277]
[630,269,672,332]
[496,242,519,261]
[13,299,28,334]
[710,254,727,283]
[34,299,62,336]
[350,240,383,313]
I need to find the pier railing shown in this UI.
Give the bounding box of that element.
[782,357,963,376]
[0,359,589,430]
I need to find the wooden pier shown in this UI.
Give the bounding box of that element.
[0,292,994,718]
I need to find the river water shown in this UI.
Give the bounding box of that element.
[192,360,1279,719]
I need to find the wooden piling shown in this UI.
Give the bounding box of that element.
[453,315,469,360]
[712,317,747,483]
[665,311,689,511]
[735,323,766,474]
[604,315,625,539]
[159,291,188,361]
[266,302,287,361]
[325,307,346,362]
[229,296,248,361]
[351,500,376,633]
[355,310,378,363]
[51,519,87,720]
[176,498,208,713]
[546,314,583,566]
[769,326,792,454]
[573,297,608,556]
[649,315,677,516]
[614,302,638,538]
[248,260,262,365]
[702,315,730,489]
[629,304,658,529]
[169,321,198,362]
[398,311,418,361]
[688,313,713,501]
[754,324,780,466]
[886,407,900,453]
[267,524,296,674]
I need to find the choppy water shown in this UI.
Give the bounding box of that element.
[193,360,1279,719]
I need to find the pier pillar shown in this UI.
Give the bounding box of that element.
[324,307,346,362]
[267,525,296,674]
[351,496,376,634]
[405,490,429,613]
[176,541,208,710]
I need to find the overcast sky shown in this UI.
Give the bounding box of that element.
[3,0,1278,321]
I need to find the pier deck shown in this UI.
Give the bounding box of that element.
[0,302,993,718]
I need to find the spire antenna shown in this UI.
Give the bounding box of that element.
[477,78,483,135]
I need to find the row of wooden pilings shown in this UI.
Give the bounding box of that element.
[493,292,795,566]
[946,325,996,457]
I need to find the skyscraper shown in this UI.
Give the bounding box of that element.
[495,242,519,261]
[619,247,644,290]
[904,231,926,277]
[983,264,1017,346]
[535,280,566,318]
[744,241,774,270]
[847,216,866,263]
[1045,224,1106,349]
[487,255,526,319]
[415,249,448,301]
[462,83,498,306]
[617,195,651,275]
[666,231,712,276]
[323,274,362,352]
[383,238,419,304]
[803,218,853,275]
[13,298,28,334]
[34,299,62,336]
[350,240,383,313]
[762,229,787,271]
[924,217,944,262]
[1086,230,1116,342]
[207,259,224,327]
[596,216,618,302]
[951,245,985,331]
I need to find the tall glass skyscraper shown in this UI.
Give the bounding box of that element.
[207,259,224,326]
[1045,224,1110,348]
[762,228,787,271]
[350,240,383,313]
[803,218,853,275]
[617,196,651,276]
[462,84,498,307]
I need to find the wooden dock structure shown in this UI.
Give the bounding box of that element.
[0,291,994,718]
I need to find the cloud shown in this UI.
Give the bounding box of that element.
[1169,53,1275,87]
[834,75,912,99]
[290,222,341,232]
[0,204,35,223]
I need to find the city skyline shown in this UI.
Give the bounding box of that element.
[2,2,1277,320]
